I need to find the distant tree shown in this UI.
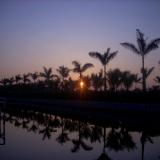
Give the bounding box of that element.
[72,61,94,80]
[0,78,9,86]
[40,67,56,87]
[8,77,15,86]
[121,71,135,91]
[15,74,22,84]
[121,29,160,92]
[57,65,70,91]
[22,74,30,84]
[107,68,122,92]
[89,48,118,91]
[91,70,103,91]
[30,72,39,83]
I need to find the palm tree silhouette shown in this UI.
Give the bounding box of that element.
[89,48,118,91]
[57,65,70,91]
[91,70,103,91]
[8,77,15,86]
[22,74,30,84]
[15,74,22,84]
[72,61,94,80]
[121,71,136,91]
[40,67,56,88]
[30,72,39,84]
[107,68,122,92]
[121,29,160,92]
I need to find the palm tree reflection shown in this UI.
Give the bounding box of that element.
[56,117,70,145]
[71,121,93,152]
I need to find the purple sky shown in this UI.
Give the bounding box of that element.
[0,0,160,86]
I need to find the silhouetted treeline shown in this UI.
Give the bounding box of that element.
[0,29,160,101]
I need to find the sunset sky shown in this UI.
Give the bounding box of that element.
[0,0,160,86]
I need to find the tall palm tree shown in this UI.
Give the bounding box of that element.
[121,29,160,92]
[89,48,118,91]
[72,61,94,80]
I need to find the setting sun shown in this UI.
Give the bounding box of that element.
[80,81,84,89]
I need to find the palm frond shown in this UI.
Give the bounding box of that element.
[136,29,146,53]
[72,61,81,73]
[121,43,140,55]
[144,67,154,78]
[89,52,104,64]
[145,38,160,55]
[81,63,94,72]
[107,51,118,64]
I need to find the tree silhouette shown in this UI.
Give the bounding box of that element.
[40,67,56,88]
[121,71,136,91]
[15,74,22,84]
[107,68,122,92]
[72,61,94,80]
[91,70,103,91]
[89,48,118,91]
[121,29,160,92]
[30,72,39,84]
[22,74,30,84]
[57,65,70,91]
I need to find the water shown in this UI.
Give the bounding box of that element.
[0,105,160,160]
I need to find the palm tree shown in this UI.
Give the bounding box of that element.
[57,65,70,91]
[121,29,160,92]
[22,74,30,84]
[40,67,56,87]
[0,79,8,86]
[15,74,22,84]
[107,68,122,92]
[89,48,118,91]
[8,77,15,86]
[91,70,103,91]
[30,72,39,83]
[121,71,136,91]
[72,61,94,80]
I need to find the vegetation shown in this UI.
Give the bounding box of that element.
[121,29,160,92]
[89,48,118,91]
[0,29,160,102]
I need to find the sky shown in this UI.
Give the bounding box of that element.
[0,0,160,86]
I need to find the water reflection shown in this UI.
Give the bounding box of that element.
[0,104,5,145]
[1,105,160,160]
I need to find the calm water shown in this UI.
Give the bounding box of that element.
[0,105,160,160]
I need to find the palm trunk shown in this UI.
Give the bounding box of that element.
[104,65,107,91]
[142,54,146,92]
